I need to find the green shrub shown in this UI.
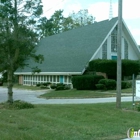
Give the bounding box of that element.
[40,85,47,89]
[42,83,48,86]
[93,75,105,89]
[53,83,70,91]
[136,103,140,112]
[98,79,108,85]
[95,84,106,90]
[98,79,116,90]
[3,100,34,109]
[13,100,34,109]
[57,83,65,87]
[64,85,71,90]
[47,83,70,91]
[56,86,65,91]
[89,59,117,78]
[55,83,65,91]
[42,82,51,86]
[51,84,57,89]
[72,75,104,90]
[122,60,139,77]
[106,79,116,90]
[36,83,41,87]
[121,81,131,89]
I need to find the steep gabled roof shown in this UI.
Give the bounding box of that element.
[16,17,118,74]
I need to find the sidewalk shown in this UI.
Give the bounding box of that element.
[0,87,140,104]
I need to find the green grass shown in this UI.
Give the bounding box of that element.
[41,88,133,99]
[0,102,139,140]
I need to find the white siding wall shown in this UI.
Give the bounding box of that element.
[128,44,138,60]
[99,30,139,60]
[123,33,139,60]
[107,35,111,59]
[22,75,72,86]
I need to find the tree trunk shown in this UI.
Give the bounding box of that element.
[7,70,13,103]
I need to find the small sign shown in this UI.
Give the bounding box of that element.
[136,80,140,97]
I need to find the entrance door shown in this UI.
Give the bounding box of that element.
[111,56,117,60]
[60,75,63,83]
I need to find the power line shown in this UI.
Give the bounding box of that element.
[44,0,65,13]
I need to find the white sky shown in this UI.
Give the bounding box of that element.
[42,0,140,45]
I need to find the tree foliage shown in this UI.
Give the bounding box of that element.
[69,9,95,26]
[40,9,95,37]
[0,0,44,103]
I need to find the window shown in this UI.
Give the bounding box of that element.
[102,40,107,59]
[53,76,56,82]
[124,38,128,59]
[41,75,44,81]
[50,76,52,82]
[111,56,117,60]
[48,76,50,82]
[64,76,68,83]
[57,76,59,82]
[68,76,71,83]
[111,27,117,52]
[38,76,40,81]
[44,76,46,81]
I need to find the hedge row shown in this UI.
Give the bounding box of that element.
[72,75,131,90]
[72,75,104,90]
[88,59,139,78]
[96,79,131,90]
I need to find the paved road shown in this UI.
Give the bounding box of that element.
[0,87,140,104]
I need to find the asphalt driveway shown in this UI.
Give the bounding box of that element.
[0,87,140,104]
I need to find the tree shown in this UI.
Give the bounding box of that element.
[0,0,44,103]
[69,9,95,26]
[39,10,75,37]
[39,10,65,37]
[40,9,95,37]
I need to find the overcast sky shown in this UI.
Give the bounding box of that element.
[42,0,140,45]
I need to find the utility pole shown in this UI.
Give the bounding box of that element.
[116,0,122,108]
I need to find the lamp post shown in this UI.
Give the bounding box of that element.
[116,0,122,108]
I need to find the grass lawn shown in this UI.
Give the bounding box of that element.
[0,102,139,140]
[40,88,133,99]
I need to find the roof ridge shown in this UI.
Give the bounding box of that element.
[42,17,118,39]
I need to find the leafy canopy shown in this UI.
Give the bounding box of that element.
[0,0,44,72]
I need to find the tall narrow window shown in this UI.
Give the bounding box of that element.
[41,75,43,81]
[53,76,56,82]
[68,76,71,83]
[111,27,117,52]
[102,40,107,59]
[57,76,59,82]
[64,76,68,83]
[44,76,46,81]
[124,38,128,59]
[50,76,52,82]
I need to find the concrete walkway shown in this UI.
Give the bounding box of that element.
[123,138,140,140]
[0,87,140,104]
